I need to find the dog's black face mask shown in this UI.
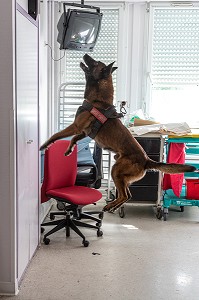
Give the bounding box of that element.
[80,54,117,81]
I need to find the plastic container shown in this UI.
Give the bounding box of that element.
[186,179,199,200]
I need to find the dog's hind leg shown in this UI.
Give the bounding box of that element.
[110,186,132,212]
[40,123,79,150]
[103,178,129,212]
[64,132,86,156]
[103,164,130,212]
[103,159,146,212]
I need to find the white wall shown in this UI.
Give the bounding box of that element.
[39,0,49,144]
[39,1,55,221]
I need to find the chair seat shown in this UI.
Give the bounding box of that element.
[47,185,102,205]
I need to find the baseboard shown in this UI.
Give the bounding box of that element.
[0,281,19,296]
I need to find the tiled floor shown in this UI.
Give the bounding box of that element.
[1,200,199,300]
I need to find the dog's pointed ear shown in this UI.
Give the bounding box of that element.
[80,62,88,73]
[102,62,116,78]
[111,67,118,74]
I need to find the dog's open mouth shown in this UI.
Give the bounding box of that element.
[80,54,107,76]
[82,54,98,68]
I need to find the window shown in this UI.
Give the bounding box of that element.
[147,5,199,127]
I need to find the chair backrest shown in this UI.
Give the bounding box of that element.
[76,136,95,165]
[41,140,77,203]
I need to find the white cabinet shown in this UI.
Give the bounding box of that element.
[16,9,39,280]
[0,3,39,295]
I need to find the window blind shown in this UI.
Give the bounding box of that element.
[151,8,199,86]
[61,9,119,89]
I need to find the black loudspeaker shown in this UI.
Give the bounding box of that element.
[28,0,38,20]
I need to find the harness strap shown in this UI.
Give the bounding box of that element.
[90,107,107,124]
[76,100,123,139]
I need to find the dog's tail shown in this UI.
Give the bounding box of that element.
[145,159,196,174]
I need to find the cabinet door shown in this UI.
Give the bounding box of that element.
[16,9,39,280]
[135,137,161,154]
[128,137,162,202]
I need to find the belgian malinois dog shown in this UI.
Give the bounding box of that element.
[40,54,196,212]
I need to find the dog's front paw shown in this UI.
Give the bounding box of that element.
[64,149,72,156]
[40,144,47,151]
[65,145,75,156]
[40,142,53,151]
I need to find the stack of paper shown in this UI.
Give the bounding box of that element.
[129,122,191,136]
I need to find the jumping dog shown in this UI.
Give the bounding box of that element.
[40,54,196,212]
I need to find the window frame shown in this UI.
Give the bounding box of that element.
[145,1,199,119]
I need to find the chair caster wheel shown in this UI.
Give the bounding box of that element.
[43,237,50,245]
[156,207,163,220]
[99,212,104,219]
[119,206,125,218]
[50,214,55,220]
[96,222,101,227]
[163,212,168,221]
[83,240,89,247]
[41,227,45,234]
[97,230,103,237]
[163,208,168,221]
[57,202,65,211]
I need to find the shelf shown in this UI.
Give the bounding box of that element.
[163,187,199,207]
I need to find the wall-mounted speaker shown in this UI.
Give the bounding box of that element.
[28,0,38,20]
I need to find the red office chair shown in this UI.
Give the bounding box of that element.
[41,140,103,247]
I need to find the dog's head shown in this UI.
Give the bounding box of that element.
[80,54,117,81]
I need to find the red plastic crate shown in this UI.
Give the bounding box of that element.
[186,179,199,200]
